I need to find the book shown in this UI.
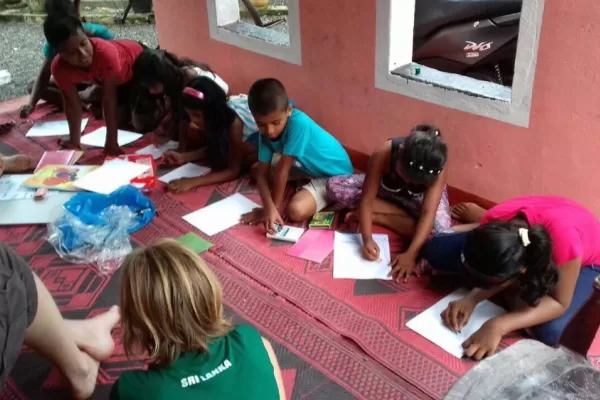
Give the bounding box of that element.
[266,225,306,243]
[309,211,335,228]
[35,150,83,172]
[104,154,157,192]
[23,165,98,191]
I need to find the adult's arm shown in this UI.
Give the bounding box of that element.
[261,338,286,400]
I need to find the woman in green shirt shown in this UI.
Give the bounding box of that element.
[111,239,285,400]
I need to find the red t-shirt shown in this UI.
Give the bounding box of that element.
[481,196,600,267]
[52,38,143,89]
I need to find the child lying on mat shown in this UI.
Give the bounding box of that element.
[111,239,285,400]
[44,0,144,155]
[20,0,115,118]
[241,78,353,232]
[327,125,451,283]
[163,77,258,193]
[422,197,600,359]
[131,48,229,148]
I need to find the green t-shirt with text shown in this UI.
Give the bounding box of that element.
[110,325,279,400]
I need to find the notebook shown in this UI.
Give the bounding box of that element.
[23,165,98,191]
[266,225,305,243]
[35,150,83,172]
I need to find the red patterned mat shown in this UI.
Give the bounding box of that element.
[1,106,598,399]
[0,107,424,400]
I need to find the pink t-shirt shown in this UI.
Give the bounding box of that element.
[481,196,600,267]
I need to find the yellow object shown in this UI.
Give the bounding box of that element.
[250,0,270,9]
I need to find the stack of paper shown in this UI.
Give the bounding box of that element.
[182,193,259,236]
[26,119,88,137]
[80,127,143,147]
[333,233,392,280]
[73,159,151,195]
[136,141,178,159]
[406,288,507,358]
[35,150,83,172]
[159,163,211,184]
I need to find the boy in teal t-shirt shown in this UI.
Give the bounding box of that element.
[242,78,353,233]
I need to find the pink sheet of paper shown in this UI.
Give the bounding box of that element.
[287,229,334,263]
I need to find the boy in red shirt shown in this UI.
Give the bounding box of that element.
[44,0,143,155]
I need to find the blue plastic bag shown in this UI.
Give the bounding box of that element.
[47,186,156,274]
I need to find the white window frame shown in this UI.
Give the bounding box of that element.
[375,0,545,127]
[206,0,301,65]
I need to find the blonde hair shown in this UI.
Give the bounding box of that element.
[120,238,230,366]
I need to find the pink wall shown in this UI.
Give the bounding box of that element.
[153,0,600,214]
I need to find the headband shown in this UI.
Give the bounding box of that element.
[183,87,204,99]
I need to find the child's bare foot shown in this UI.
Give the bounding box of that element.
[241,207,266,225]
[68,352,100,400]
[58,138,84,150]
[65,305,120,361]
[451,202,487,223]
[0,154,36,175]
[344,210,359,224]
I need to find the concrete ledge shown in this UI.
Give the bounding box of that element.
[240,5,288,17]
[0,8,154,24]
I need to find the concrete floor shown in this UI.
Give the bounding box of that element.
[0,22,158,102]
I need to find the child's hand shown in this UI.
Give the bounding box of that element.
[104,143,123,156]
[264,207,284,234]
[389,251,417,283]
[163,151,186,165]
[462,319,506,360]
[362,238,380,261]
[441,297,478,333]
[167,178,197,193]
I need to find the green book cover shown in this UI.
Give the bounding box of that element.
[309,211,335,228]
[176,233,214,254]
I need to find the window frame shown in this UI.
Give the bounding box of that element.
[206,0,302,65]
[374,0,545,127]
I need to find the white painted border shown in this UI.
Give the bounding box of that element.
[375,0,545,127]
[207,0,302,65]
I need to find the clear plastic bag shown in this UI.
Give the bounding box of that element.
[47,205,137,274]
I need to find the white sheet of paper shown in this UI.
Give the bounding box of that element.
[135,141,178,159]
[80,127,143,147]
[182,193,259,236]
[73,159,150,195]
[159,163,211,184]
[26,119,89,137]
[0,174,57,201]
[333,232,392,280]
[406,288,507,358]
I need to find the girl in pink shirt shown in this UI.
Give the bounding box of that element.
[422,196,600,359]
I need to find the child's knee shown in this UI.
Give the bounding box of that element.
[286,200,312,222]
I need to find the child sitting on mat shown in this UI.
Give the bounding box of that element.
[164,77,258,193]
[111,239,285,400]
[43,0,144,155]
[131,48,229,148]
[422,197,600,359]
[241,78,353,232]
[20,0,115,118]
[327,125,451,282]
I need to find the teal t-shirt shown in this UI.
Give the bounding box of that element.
[258,108,353,177]
[110,325,279,400]
[42,23,115,60]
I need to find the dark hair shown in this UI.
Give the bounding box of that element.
[132,49,214,131]
[181,77,237,170]
[43,0,83,50]
[400,124,447,187]
[463,220,559,306]
[248,78,289,116]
